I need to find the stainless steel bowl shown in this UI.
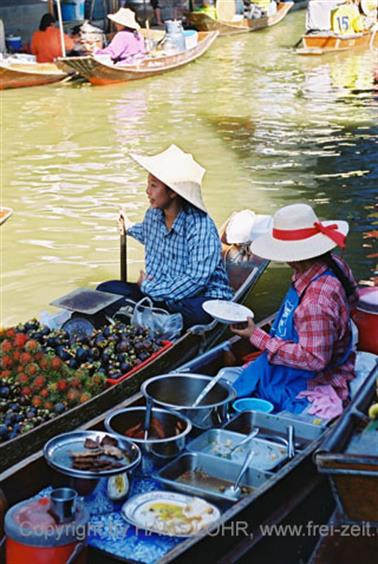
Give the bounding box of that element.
[141,374,237,430]
[104,407,192,468]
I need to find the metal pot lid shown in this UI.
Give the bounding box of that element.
[44,430,141,479]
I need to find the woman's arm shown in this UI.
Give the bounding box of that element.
[95,33,126,60]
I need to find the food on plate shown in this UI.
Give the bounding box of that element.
[177,469,252,496]
[70,434,128,471]
[139,498,217,535]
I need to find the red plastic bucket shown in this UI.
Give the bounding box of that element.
[5,496,88,564]
[352,287,378,354]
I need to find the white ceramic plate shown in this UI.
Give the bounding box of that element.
[121,491,221,537]
[203,300,254,324]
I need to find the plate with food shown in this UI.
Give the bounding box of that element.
[44,430,141,478]
[202,300,254,325]
[122,491,221,537]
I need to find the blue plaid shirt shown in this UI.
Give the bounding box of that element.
[128,206,233,303]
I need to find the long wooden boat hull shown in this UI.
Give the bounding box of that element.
[297,28,378,55]
[0,317,341,563]
[57,31,218,86]
[186,2,294,37]
[0,62,67,90]
[0,220,268,472]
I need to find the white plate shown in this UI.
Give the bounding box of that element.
[203,300,254,324]
[122,491,221,537]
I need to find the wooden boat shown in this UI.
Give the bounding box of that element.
[0,314,348,563]
[307,358,378,563]
[315,356,378,522]
[0,207,13,226]
[0,216,269,472]
[57,31,218,86]
[297,27,378,55]
[186,2,294,37]
[0,61,67,90]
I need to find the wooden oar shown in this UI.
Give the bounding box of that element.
[120,216,127,283]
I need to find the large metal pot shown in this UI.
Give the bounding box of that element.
[104,407,192,471]
[141,374,237,430]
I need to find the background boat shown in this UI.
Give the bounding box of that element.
[57,31,218,86]
[186,2,294,37]
[297,27,378,55]
[0,62,67,90]
[0,207,13,226]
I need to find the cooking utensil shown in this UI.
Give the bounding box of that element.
[223,449,256,499]
[104,407,192,472]
[226,427,260,458]
[141,374,236,430]
[191,372,225,408]
[155,452,271,503]
[287,425,295,458]
[143,399,152,440]
[187,428,287,471]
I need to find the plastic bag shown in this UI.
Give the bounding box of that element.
[131,297,183,340]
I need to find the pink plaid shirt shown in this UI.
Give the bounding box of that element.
[251,257,358,402]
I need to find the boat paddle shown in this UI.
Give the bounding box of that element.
[120,214,127,283]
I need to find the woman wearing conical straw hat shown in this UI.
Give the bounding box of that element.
[97,145,233,329]
[95,8,145,65]
[230,203,359,421]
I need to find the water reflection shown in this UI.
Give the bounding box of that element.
[1,11,377,325]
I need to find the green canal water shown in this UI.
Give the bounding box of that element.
[1,11,377,326]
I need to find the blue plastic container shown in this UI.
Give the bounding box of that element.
[61,0,85,21]
[233,398,274,414]
[6,35,22,53]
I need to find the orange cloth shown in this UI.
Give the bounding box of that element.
[31,26,74,63]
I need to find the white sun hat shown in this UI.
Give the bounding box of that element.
[108,8,140,30]
[130,144,207,213]
[250,203,349,262]
[226,210,273,244]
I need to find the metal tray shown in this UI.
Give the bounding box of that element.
[155,452,272,503]
[187,429,287,471]
[44,430,141,479]
[50,288,121,315]
[223,411,324,449]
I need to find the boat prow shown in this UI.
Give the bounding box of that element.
[0,61,67,90]
[57,31,218,86]
[0,207,13,226]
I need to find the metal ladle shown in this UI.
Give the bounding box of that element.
[190,372,225,408]
[224,449,256,500]
[225,427,260,458]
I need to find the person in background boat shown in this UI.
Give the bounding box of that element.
[151,0,163,26]
[95,8,145,65]
[331,0,376,34]
[246,0,277,19]
[31,13,74,63]
[195,0,217,19]
[97,145,234,329]
[228,203,358,421]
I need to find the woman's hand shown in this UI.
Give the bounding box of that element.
[118,207,134,235]
[137,270,147,287]
[231,317,256,340]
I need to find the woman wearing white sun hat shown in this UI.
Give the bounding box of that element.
[231,203,358,420]
[95,8,145,65]
[97,144,233,329]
